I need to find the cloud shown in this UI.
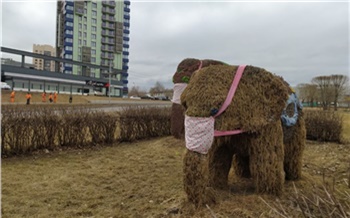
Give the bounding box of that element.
[1,1,349,91]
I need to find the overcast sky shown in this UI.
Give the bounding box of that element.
[1,1,349,91]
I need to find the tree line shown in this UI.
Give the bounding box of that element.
[128,81,173,99]
[297,74,349,110]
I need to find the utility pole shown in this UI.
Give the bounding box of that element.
[109,59,112,103]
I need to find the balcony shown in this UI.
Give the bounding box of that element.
[122,72,129,77]
[101,45,114,52]
[123,44,129,48]
[102,30,115,37]
[102,38,115,45]
[123,22,130,27]
[124,14,130,20]
[102,22,115,30]
[122,65,129,70]
[102,7,115,15]
[123,29,130,34]
[122,51,129,55]
[122,79,128,84]
[102,15,115,22]
[123,36,129,41]
[102,1,116,7]
[123,58,129,63]
[124,1,130,5]
[124,7,130,13]
[101,53,114,59]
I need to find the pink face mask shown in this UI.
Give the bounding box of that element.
[185,65,246,154]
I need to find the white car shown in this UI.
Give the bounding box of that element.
[1,82,11,90]
[129,96,141,100]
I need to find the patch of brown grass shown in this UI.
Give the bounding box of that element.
[2,137,350,217]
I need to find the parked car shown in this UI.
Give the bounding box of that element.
[130,96,141,100]
[141,95,155,100]
[1,82,11,90]
[94,91,104,96]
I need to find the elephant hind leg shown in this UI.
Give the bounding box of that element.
[183,150,216,206]
[283,118,306,180]
[249,121,285,196]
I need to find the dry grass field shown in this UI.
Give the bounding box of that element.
[2,136,350,217]
[2,92,350,217]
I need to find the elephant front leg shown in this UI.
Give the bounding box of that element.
[208,142,234,189]
[183,150,216,206]
[249,121,285,196]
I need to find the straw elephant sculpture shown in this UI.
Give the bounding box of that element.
[179,64,306,206]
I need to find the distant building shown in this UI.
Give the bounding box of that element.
[32,44,56,71]
[1,58,35,69]
[55,0,130,96]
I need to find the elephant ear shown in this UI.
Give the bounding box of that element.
[172,58,201,84]
[215,65,290,133]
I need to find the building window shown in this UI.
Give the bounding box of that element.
[91,41,96,47]
[84,32,87,38]
[84,24,87,30]
[65,54,73,59]
[40,84,42,90]
[92,11,97,16]
[92,34,96,39]
[79,16,82,21]
[78,47,82,53]
[66,21,73,27]
[78,39,82,45]
[91,49,96,55]
[65,38,73,43]
[84,9,87,14]
[92,26,96,32]
[91,57,96,63]
[83,40,87,46]
[92,2,97,8]
[84,17,87,23]
[78,55,82,61]
[65,46,73,51]
[48,85,50,90]
[79,31,82,37]
[92,18,97,24]
[79,23,82,29]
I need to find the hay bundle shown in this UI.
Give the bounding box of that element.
[181,64,305,206]
[171,58,226,139]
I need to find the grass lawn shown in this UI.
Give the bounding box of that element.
[2,136,350,217]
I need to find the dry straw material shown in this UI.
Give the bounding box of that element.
[181,65,306,206]
[171,58,226,139]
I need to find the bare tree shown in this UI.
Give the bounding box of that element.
[312,76,333,110]
[149,81,165,96]
[330,74,349,111]
[296,83,318,107]
[128,85,145,97]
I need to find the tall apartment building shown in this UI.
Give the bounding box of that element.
[55,0,130,96]
[33,44,56,71]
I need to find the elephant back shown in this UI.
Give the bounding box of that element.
[181,65,289,132]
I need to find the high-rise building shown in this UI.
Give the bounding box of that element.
[33,44,56,71]
[55,0,130,96]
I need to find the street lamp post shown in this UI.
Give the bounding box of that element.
[109,59,112,103]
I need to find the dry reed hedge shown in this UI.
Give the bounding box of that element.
[1,105,172,157]
[119,106,171,142]
[304,110,343,143]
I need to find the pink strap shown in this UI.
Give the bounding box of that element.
[213,65,246,118]
[214,129,244,136]
[213,65,246,137]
